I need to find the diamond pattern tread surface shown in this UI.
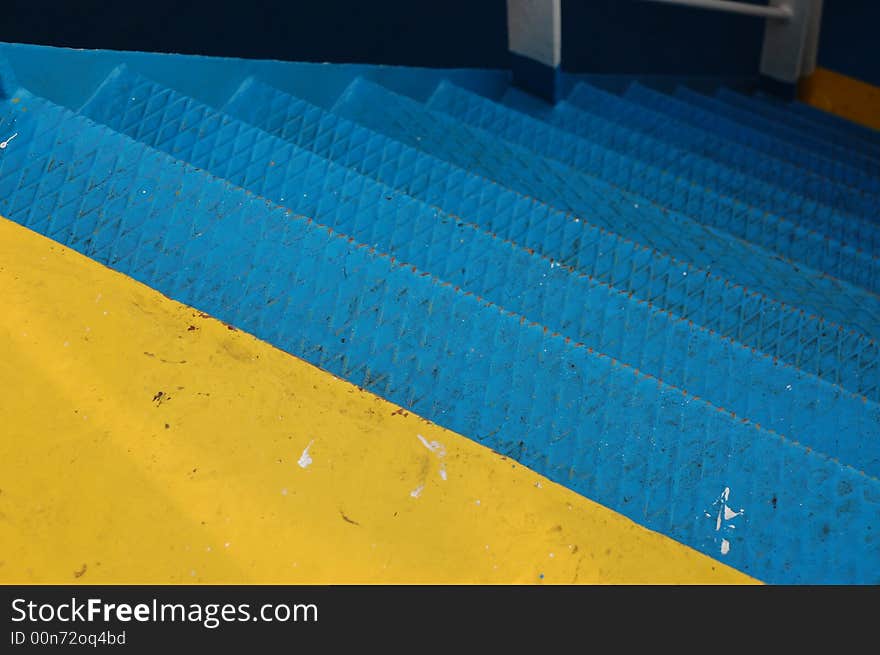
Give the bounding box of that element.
[2,86,880,583]
[76,67,880,476]
[329,78,880,342]
[222,77,880,404]
[625,82,880,194]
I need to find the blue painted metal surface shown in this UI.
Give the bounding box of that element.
[76,66,880,475]
[2,82,880,584]
[562,83,879,222]
[625,82,880,193]
[222,78,880,403]
[330,78,880,341]
[715,87,880,162]
[776,94,880,145]
[433,80,876,239]
[676,86,880,177]
[427,81,880,296]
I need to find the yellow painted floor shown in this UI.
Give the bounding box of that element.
[800,67,880,132]
[0,217,755,584]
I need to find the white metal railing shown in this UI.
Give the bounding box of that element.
[642,0,792,20]
[640,0,824,84]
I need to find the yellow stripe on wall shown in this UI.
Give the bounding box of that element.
[0,217,755,584]
[799,67,880,131]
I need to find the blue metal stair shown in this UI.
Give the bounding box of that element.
[1,52,879,583]
[625,82,880,193]
[427,81,880,296]
[676,86,880,178]
[715,87,880,162]
[226,77,879,404]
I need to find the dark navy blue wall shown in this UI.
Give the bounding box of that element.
[0,0,509,68]
[560,0,765,75]
[0,0,878,86]
[819,2,880,87]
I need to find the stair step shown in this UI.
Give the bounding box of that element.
[223,76,880,404]
[625,82,880,194]
[716,87,880,161]
[470,83,880,297]
[6,85,880,583]
[563,82,879,224]
[778,95,880,146]
[676,86,880,177]
[331,77,880,340]
[76,66,880,478]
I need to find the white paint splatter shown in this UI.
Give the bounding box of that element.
[410,485,424,498]
[710,487,745,556]
[724,505,744,521]
[0,132,19,149]
[417,434,446,457]
[417,434,448,484]
[297,440,315,469]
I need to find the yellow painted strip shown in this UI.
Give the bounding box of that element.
[799,67,880,132]
[0,216,755,584]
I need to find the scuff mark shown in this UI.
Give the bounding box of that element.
[410,485,424,498]
[340,510,360,526]
[73,563,87,578]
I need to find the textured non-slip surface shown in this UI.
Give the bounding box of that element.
[77,67,880,475]
[2,87,880,583]
[625,82,880,194]
[222,78,880,406]
[427,81,880,298]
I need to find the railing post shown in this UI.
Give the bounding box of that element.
[506,0,562,102]
[760,0,824,85]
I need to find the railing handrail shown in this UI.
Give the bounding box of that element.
[641,0,793,21]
